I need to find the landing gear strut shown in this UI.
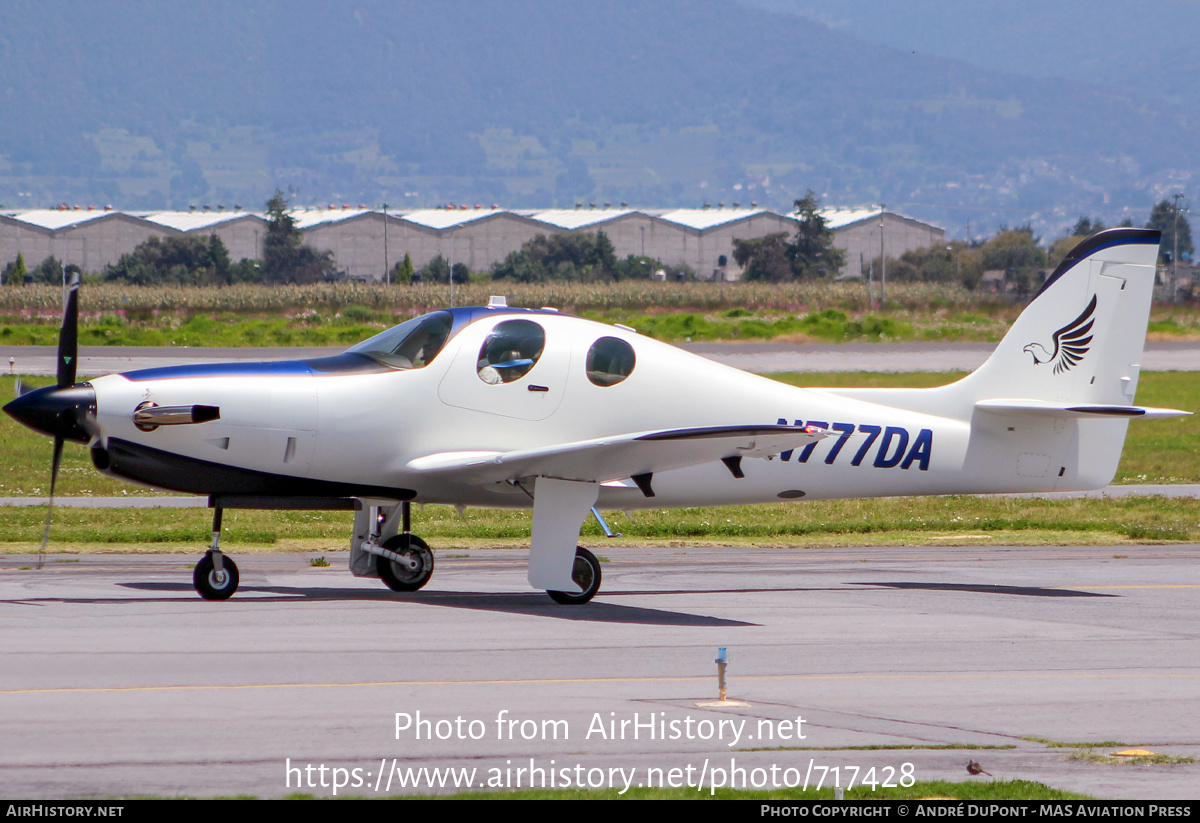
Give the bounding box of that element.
[547,546,601,605]
[194,505,239,600]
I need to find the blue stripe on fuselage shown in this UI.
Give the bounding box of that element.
[120,360,317,381]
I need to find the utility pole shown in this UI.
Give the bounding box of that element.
[1171,193,1187,303]
[879,204,886,304]
[382,203,390,285]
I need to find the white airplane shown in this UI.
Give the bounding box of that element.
[4,228,1187,604]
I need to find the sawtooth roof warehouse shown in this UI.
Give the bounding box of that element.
[0,206,944,282]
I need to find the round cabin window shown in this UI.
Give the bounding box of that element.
[477,319,545,384]
[586,336,635,387]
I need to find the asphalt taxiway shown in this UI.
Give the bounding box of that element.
[2,544,1198,799]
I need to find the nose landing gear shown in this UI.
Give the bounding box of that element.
[194,505,239,600]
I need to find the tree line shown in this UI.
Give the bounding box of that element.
[871,202,1194,295]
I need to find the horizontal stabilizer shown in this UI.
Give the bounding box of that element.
[406,424,827,486]
[976,399,1190,419]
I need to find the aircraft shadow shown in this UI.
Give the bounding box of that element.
[115,582,757,626]
[852,581,1117,598]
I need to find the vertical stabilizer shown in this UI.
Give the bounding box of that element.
[824,228,1170,491]
[951,228,1161,412]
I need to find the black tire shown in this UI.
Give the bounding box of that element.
[193,552,239,601]
[376,534,434,592]
[547,546,602,605]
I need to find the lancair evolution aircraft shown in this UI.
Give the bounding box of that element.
[4,228,1188,603]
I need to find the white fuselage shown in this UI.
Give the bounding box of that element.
[85,309,1094,510]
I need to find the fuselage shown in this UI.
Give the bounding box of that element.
[76,306,1039,509]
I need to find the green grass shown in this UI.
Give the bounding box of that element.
[1021,738,1132,749]
[1,494,1197,551]
[1066,751,1195,765]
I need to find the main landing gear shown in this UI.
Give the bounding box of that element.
[376,534,435,592]
[361,501,435,593]
[547,546,602,605]
[194,505,239,600]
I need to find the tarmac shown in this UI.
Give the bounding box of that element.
[1,545,1198,799]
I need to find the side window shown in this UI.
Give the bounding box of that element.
[477,319,545,384]
[586,337,635,386]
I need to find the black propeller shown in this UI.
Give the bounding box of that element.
[3,273,92,568]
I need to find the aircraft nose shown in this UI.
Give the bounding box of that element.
[4,384,97,443]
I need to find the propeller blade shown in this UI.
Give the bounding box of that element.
[57,273,81,389]
[14,376,25,397]
[38,435,65,569]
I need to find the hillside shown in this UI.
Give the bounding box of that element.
[0,0,1194,237]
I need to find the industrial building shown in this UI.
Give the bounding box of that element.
[1,205,942,282]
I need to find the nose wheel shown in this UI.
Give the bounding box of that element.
[194,551,239,600]
[547,547,601,605]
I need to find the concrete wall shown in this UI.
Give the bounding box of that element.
[201,215,268,262]
[835,213,947,277]
[1,213,173,274]
[2,209,946,282]
[0,218,55,271]
[432,213,554,274]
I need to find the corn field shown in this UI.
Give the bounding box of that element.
[0,280,1008,316]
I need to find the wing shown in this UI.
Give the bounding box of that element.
[406,424,828,488]
[1050,294,1097,374]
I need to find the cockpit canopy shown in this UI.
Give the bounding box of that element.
[346,310,453,369]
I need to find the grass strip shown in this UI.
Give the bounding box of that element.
[0,494,1196,552]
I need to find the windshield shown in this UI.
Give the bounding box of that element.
[346,311,454,369]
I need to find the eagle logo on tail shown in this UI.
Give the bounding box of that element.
[1023,294,1097,375]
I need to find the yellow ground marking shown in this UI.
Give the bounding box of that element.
[4,671,1200,697]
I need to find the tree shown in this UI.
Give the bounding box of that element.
[787,190,844,278]
[1146,199,1194,263]
[30,256,64,285]
[417,254,451,283]
[492,232,620,282]
[395,252,415,285]
[1049,218,1108,269]
[980,226,1047,297]
[1071,216,1107,237]
[733,233,793,282]
[733,191,844,281]
[262,190,337,284]
[3,252,28,286]
[105,235,235,285]
[883,240,981,289]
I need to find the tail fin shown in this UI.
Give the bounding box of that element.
[950,227,1162,411]
[828,228,1187,491]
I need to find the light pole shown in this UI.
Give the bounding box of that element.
[382,203,389,285]
[878,204,887,305]
[1171,193,1188,302]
